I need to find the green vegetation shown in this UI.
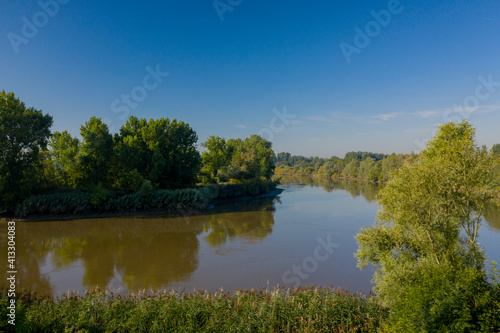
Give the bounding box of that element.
[201,135,275,185]
[0,91,276,216]
[1,288,387,332]
[275,151,416,182]
[0,91,53,213]
[356,121,500,332]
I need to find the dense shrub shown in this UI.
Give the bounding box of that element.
[16,191,91,217]
[14,181,278,218]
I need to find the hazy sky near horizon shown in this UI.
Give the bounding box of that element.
[1,0,499,157]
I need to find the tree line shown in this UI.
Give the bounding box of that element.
[0,91,275,214]
[276,144,500,182]
[275,151,414,182]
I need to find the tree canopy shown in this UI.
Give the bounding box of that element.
[355,120,500,331]
[0,90,53,212]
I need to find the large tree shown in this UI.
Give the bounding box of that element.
[0,91,53,212]
[78,117,114,187]
[114,116,201,189]
[218,135,275,182]
[47,130,80,188]
[201,135,232,182]
[355,120,500,331]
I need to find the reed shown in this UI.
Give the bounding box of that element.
[0,287,387,332]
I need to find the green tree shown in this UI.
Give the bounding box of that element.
[355,120,500,332]
[358,157,375,179]
[492,143,500,156]
[380,153,405,181]
[78,117,114,187]
[47,130,80,187]
[342,159,359,178]
[0,91,53,211]
[218,135,275,182]
[201,136,232,182]
[114,116,201,189]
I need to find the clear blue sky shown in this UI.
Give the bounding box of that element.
[1,0,499,157]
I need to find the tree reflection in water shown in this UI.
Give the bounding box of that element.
[0,196,278,295]
[279,176,381,202]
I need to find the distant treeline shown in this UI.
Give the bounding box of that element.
[0,91,275,215]
[274,151,414,182]
[275,145,500,182]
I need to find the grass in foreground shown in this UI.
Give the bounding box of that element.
[1,287,387,332]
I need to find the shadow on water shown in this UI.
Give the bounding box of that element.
[0,196,278,296]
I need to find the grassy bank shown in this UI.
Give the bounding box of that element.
[10,180,278,219]
[1,287,387,332]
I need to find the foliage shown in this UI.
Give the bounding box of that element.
[2,287,387,333]
[342,159,359,178]
[201,135,232,182]
[114,116,201,189]
[355,120,500,332]
[15,182,276,217]
[202,134,275,185]
[275,151,407,182]
[138,180,153,199]
[90,183,109,206]
[78,117,114,188]
[46,130,80,188]
[492,143,500,156]
[0,91,53,212]
[16,191,91,217]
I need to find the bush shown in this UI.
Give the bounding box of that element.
[16,191,91,217]
[90,183,109,206]
[138,180,153,199]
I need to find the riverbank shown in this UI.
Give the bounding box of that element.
[1,181,281,222]
[0,287,387,332]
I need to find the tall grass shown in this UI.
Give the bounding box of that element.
[14,181,278,217]
[1,287,387,332]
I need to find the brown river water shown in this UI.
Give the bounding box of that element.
[1,177,499,296]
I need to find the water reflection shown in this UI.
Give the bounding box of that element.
[484,204,500,231]
[278,176,381,202]
[1,180,498,296]
[279,176,500,232]
[0,196,277,295]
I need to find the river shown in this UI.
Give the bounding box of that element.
[1,177,499,296]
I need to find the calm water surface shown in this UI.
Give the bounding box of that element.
[1,177,499,296]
